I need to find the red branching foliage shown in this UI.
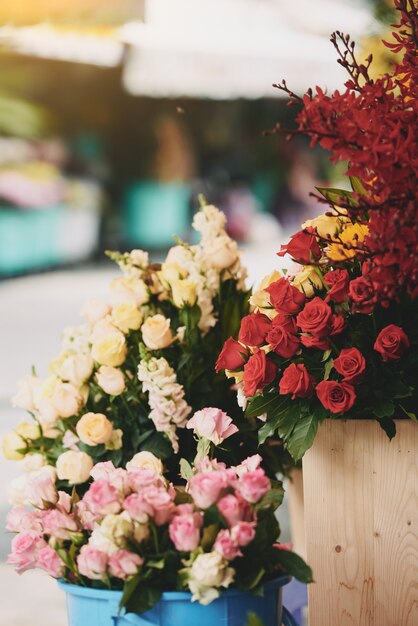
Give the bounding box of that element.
[271,0,418,305]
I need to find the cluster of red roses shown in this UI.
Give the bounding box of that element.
[274,0,418,305]
[216,273,410,415]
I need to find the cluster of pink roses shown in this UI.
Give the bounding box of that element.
[6,452,278,604]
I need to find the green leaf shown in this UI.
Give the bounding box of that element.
[195,437,211,463]
[400,405,417,421]
[201,523,220,550]
[179,458,194,482]
[119,572,141,613]
[315,186,358,208]
[246,612,265,626]
[125,584,162,615]
[285,413,319,461]
[255,487,284,511]
[377,417,396,440]
[246,394,289,419]
[323,358,334,381]
[322,349,332,362]
[373,399,395,419]
[349,176,368,195]
[140,432,172,459]
[274,548,314,583]
[147,559,165,570]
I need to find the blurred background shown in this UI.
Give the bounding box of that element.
[0,0,394,623]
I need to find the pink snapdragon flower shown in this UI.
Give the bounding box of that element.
[169,509,203,551]
[108,550,143,580]
[235,454,263,477]
[186,408,238,445]
[77,544,108,580]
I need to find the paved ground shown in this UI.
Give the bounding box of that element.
[0,246,291,625]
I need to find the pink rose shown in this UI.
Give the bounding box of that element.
[213,529,242,560]
[123,493,153,523]
[236,469,270,503]
[91,462,129,495]
[235,454,263,476]
[37,545,64,578]
[189,471,230,509]
[26,470,58,509]
[77,544,108,580]
[83,480,121,516]
[127,468,164,492]
[231,521,256,547]
[42,510,78,540]
[56,491,73,514]
[186,407,238,445]
[7,532,46,574]
[169,511,203,551]
[108,549,143,580]
[76,500,98,531]
[6,508,43,534]
[217,494,251,528]
[141,486,175,525]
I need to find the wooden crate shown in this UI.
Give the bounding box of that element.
[303,419,418,626]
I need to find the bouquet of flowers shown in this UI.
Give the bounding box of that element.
[217,0,417,461]
[6,449,311,613]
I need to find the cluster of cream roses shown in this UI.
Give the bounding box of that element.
[3,203,248,494]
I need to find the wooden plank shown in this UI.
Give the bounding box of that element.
[287,468,306,560]
[303,420,418,626]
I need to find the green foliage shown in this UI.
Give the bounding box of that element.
[246,612,265,626]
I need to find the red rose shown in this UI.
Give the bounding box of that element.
[330,314,346,336]
[300,334,329,350]
[316,380,356,413]
[334,347,366,384]
[374,324,410,361]
[277,229,321,264]
[266,325,300,359]
[238,313,271,347]
[324,269,349,303]
[243,349,277,397]
[349,277,377,314]
[266,278,306,315]
[271,314,297,334]
[215,337,249,373]
[279,363,315,399]
[296,297,333,337]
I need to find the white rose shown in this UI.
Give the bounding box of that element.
[171,279,198,308]
[52,382,84,418]
[90,527,119,555]
[91,331,127,367]
[62,430,80,451]
[292,266,324,298]
[188,552,235,605]
[96,366,126,396]
[141,315,174,350]
[204,235,238,270]
[165,245,193,269]
[100,512,133,546]
[111,302,142,333]
[2,431,26,460]
[50,352,94,387]
[8,474,29,506]
[126,451,163,475]
[80,298,111,325]
[76,412,113,446]
[16,421,41,441]
[56,450,93,484]
[21,453,46,472]
[12,375,41,411]
[159,262,189,287]
[110,277,149,307]
[91,317,119,343]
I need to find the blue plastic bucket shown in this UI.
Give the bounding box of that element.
[58,577,298,626]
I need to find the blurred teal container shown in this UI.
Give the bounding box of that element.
[123,181,191,248]
[58,577,298,626]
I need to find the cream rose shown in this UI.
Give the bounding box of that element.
[159,262,188,287]
[21,453,46,472]
[91,331,127,367]
[11,375,41,411]
[80,298,110,325]
[110,277,149,307]
[105,429,123,450]
[76,412,113,446]
[141,315,174,350]
[111,302,142,333]
[204,235,238,270]
[188,552,235,605]
[2,431,26,460]
[95,366,126,396]
[16,421,41,441]
[171,279,198,308]
[249,270,282,316]
[126,451,163,475]
[56,450,93,484]
[49,352,94,387]
[52,382,84,418]
[293,266,324,297]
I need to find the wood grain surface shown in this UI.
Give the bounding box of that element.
[303,420,418,626]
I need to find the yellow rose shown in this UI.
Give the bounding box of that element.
[171,279,198,308]
[2,431,26,460]
[141,314,174,350]
[51,382,84,418]
[92,331,127,367]
[303,211,346,239]
[293,266,324,298]
[105,429,123,450]
[204,235,238,270]
[56,450,93,484]
[326,223,369,262]
[16,421,41,441]
[126,451,163,474]
[76,412,113,446]
[249,270,282,317]
[111,302,142,333]
[95,366,126,396]
[159,262,188,288]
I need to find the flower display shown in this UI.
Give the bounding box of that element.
[218,2,417,460]
[6,455,311,613]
